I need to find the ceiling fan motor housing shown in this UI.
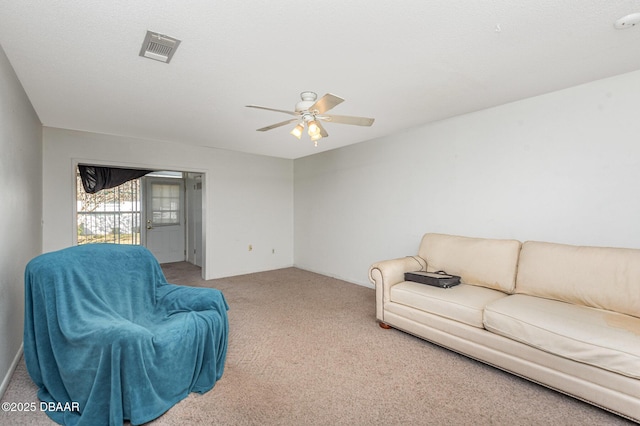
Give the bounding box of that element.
[295,91,318,113]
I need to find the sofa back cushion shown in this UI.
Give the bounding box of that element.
[516,241,640,319]
[417,233,521,293]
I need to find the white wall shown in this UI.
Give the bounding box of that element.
[0,45,42,395]
[43,128,293,279]
[294,70,640,287]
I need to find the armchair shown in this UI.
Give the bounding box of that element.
[23,244,229,426]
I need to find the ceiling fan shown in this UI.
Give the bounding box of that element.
[246,92,375,146]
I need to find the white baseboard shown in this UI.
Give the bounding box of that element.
[0,342,24,399]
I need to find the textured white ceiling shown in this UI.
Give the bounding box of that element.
[1,1,640,159]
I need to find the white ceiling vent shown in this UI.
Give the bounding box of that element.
[139,31,181,63]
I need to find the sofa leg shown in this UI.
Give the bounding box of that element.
[379,322,392,329]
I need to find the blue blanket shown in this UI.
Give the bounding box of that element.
[24,244,229,426]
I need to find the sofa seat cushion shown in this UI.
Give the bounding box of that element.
[484,294,640,379]
[390,282,509,328]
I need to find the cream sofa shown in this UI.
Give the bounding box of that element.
[369,233,640,422]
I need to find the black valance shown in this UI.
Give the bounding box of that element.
[78,165,153,194]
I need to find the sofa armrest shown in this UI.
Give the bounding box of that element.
[157,284,229,314]
[369,256,426,322]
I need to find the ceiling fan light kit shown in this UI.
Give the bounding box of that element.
[246,92,375,147]
[308,119,320,134]
[289,123,304,139]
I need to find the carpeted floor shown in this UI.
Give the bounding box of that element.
[1,264,635,425]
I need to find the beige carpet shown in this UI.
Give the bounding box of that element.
[1,264,634,425]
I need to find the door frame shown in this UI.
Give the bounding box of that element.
[185,173,204,267]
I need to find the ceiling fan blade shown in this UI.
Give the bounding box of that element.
[309,93,344,114]
[321,114,375,127]
[246,105,299,117]
[256,118,299,132]
[316,121,329,138]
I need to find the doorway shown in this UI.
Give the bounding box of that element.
[76,166,204,268]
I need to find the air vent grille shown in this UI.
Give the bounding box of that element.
[139,31,181,63]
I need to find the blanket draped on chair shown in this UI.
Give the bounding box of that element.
[23,244,229,426]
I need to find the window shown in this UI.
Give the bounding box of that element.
[150,183,181,226]
[76,171,142,245]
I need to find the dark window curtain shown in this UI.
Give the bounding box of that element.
[78,165,153,194]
